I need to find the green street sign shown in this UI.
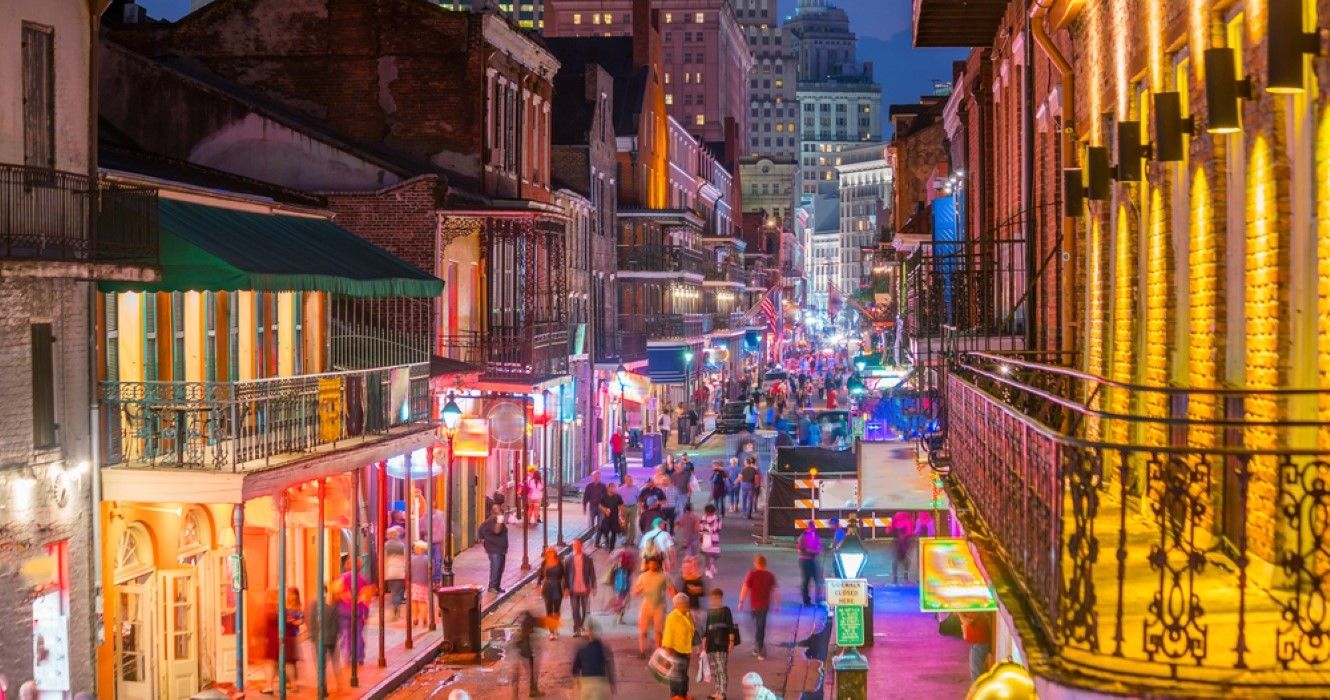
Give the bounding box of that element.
[835,604,865,647]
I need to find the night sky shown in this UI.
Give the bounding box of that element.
[135,0,965,136]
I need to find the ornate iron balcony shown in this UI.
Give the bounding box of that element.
[942,352,1330,693]
[0,164,158,264]
[101,363,430,471]
[617,245,704,275]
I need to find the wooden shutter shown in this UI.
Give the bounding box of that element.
[31,323,56,448]
[21,24,55,169]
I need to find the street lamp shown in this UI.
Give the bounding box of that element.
[835,521,868,579]
[683,349,695,439]
[541,388,551,551]
[440,395,462,585]
[615,362,628,435]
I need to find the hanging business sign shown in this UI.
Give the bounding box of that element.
[918,537,997,613]
[454,418,492,458]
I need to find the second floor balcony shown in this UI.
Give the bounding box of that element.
[622,312,710,342]
[102,363,430,472]
[941,352,1330,694]
[617,245,704,276]
[595,315,648,364]
[703,259,744,284]
[1,164,159,267]
[439,324,569,382]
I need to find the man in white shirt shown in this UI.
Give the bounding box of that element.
[658,411,673,447]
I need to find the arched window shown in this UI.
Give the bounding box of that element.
[115,523,155,584]
[178,507,211,563]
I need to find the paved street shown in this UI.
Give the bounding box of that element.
[389,435,973,700]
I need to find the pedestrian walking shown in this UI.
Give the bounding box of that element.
[662,592,697,698]
[639,516,676,572]
[337,580,368,668]
[598,481,625,551]
[536,546,567,639]
[619,474,641,544]
[686,406,700,445]
[676,502,700,556]
[584,472,609,548]
[960,611,994,681]
[658,410,673,448]
[796,521,824,606]
[525,469,545,525]
[739,457,760,519]
[479,504,510,592]
[738,555,778,660]
[610,429,627,481]
[678,555,707,624]
[564,539,597,637]
[709,460,728,516]
[633,556,672,656]
[703,588,739,700]
[891,510,915,583]
[638,479,667,538]
[409,540,430,625]
[726,457,741,514]
[608,548,636,624]
[571,620,616,700]
[420,506,447,585]
[511,610,543,698]
[283,587,304,691]
[306,585,343,693]
[661,475,685,533]
[699,504,722,577]
[384,526,407,621]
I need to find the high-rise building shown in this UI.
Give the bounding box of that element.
[836,142,891,296]
[543,0,752,151]
[737,0,798,161]
[437,0,547,28]
[783,0,857,80]
[797,77,882,196]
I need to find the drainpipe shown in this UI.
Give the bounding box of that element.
[1029,0,1078,360]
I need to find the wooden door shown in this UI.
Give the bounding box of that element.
[115,583,155,700]
[159,570,199,699]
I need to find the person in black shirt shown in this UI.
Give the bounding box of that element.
[583,472,609,549]
[703,588,739,699]
[598,482,625,551]
[637,480,666,534]
[571,620,614,699]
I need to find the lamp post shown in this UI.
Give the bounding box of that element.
[615,362,628,436]
[541,388,551,552]
[683,349,695,442]
[832,522,870,699]
[441,395,462,586]
[847,375,865,439]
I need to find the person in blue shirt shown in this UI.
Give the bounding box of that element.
[571,620,615,698]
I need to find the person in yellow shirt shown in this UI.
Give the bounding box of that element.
[661,592,696,698]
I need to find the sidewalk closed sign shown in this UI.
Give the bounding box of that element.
[835,605,865,647]
[826,578,868,607]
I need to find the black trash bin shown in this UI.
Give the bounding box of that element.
[862,584,874,647]
[436,585,483,656]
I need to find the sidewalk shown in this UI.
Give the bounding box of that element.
[256,497,592,699]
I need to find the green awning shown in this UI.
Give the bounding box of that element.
[100,199,443,298]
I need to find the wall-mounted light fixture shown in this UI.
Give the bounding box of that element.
[1063,168,1084,217]
[1085,146,1110,201]
[1114,121,1143,181]
[1268,0,1326,94]
[1205,48,1253,133]
[1152,92,1194,162]
[1062,145,1110,219]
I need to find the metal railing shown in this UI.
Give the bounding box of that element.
[942,353,1330,692]
[617,245,704,275]
[703,260,743,283]
[0,164,158,263]
[624,312,709,341]
[102,363,430,471]
[596,316,648,364]
[488,322,569,379]
[708,311,746,331]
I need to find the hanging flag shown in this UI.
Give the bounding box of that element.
[744,283,782,327]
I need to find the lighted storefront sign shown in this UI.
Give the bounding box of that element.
[384,448,442,479]
[453,418,491,458]
[918,537,997,613]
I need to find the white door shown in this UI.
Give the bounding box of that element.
[212,551,238,684]
[115,584,155,700]
[159,570,199,699]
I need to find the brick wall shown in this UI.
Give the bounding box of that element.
[0,277,95,695]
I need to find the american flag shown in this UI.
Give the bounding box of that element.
[758,287,779,329]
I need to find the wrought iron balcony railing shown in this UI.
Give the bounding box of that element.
[101,363,430,471]
[621,312,709,341]
[596,315,648,364]
[703,260,744,283]
[617,245,704,276]
[1,164,158,263]
[941,352,1330,693]
[707,311,747,331]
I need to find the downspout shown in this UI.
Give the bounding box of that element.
[88,2,112,691]
[1030,0,1078,360]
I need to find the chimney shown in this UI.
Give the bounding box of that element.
[632,0,659,72]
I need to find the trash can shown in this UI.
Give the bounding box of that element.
[641,431,663,469]
[436,585,483,656]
